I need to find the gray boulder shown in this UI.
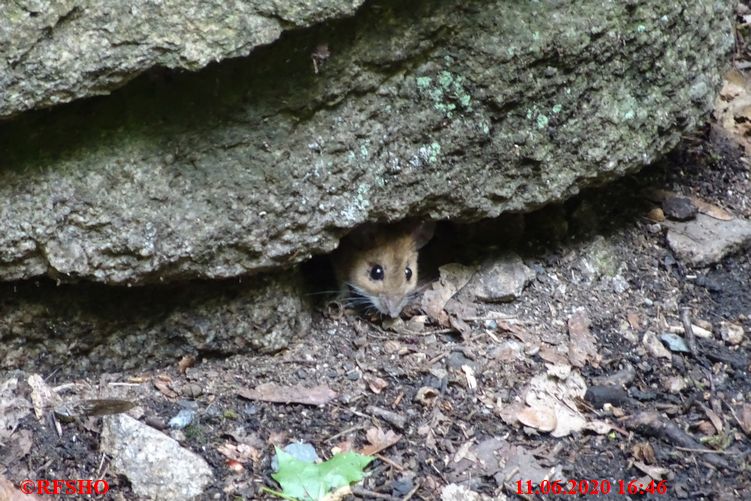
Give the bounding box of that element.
[1,0,365,118]
[0,0,734,284]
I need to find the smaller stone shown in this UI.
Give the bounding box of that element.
[181,383,203,398]
[101,414,213,500]
[643,331,672,359]
[612,275,630,294]
[659,332,690,353]
[168,408,195,430]
[391,478,414,497]
[664,375,687,393]
[665,214,751,266]
[662,196,698,221]
[720,322,744,345]
[468,253,535,303]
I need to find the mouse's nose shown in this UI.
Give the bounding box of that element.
[383,297,403,318]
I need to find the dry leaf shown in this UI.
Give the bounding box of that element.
[567,311,600,368]
[538,346,569,365]
[452,440,475,463]
[632,442,656,464]
[238,383,337,406]
[420,263,477,321]
[642,331,672,359]
[28,373,61,420]
[0,379,33,441]
[517,406,557,432]
[2,429,33,466]
[633,460,669,480]
[583,420,614,434]
[364,376,388,394]
[688,196,734,221]
[361,427,401,456]
[523,371,588,437]
[701,405,723,434]
[153,375,179,399]
[461,365,477,391]
[216,442,261,464]
[178,355,196,373]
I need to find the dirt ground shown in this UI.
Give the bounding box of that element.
[4,11,751,501]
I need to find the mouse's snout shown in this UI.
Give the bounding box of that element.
[381,295,405,318]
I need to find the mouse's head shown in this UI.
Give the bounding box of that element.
[343,222,434,318]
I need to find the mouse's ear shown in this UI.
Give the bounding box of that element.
[411,221,435,250]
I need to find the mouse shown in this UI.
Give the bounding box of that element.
[332,221,435,318]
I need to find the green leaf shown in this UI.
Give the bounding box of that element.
[271,447,374,501]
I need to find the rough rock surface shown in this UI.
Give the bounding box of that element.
[101,414,213,500]
[665,214,751,266]
[467,254,535,303]
[0,0,735,285]
[0,0,365,118]
[0,270,308,373]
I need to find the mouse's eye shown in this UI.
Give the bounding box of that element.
[405,267,413,281]
[369,264,384,281]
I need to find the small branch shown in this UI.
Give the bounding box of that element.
[351,486,396,500]
[680,307,698,357]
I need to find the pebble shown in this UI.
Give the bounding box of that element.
[660,332,691,353]
[662,196,698,221]
[720,322,745,345]
[612,275,630,294]
[468,253,535,302]
[392,478,414,496]
[168,408,195,430]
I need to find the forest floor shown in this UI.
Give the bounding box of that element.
[4,15,751,501]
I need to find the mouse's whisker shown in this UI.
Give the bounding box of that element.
[305,290,343,297]
[346,296,369,303]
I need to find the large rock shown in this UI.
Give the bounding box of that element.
[0,0,734,285]
[0,271,308,373]
[0,0,365,118]
[101,414,214,500]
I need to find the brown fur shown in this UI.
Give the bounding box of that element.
[333,222,434,318]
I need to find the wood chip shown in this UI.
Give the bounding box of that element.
[238,383,337,406]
